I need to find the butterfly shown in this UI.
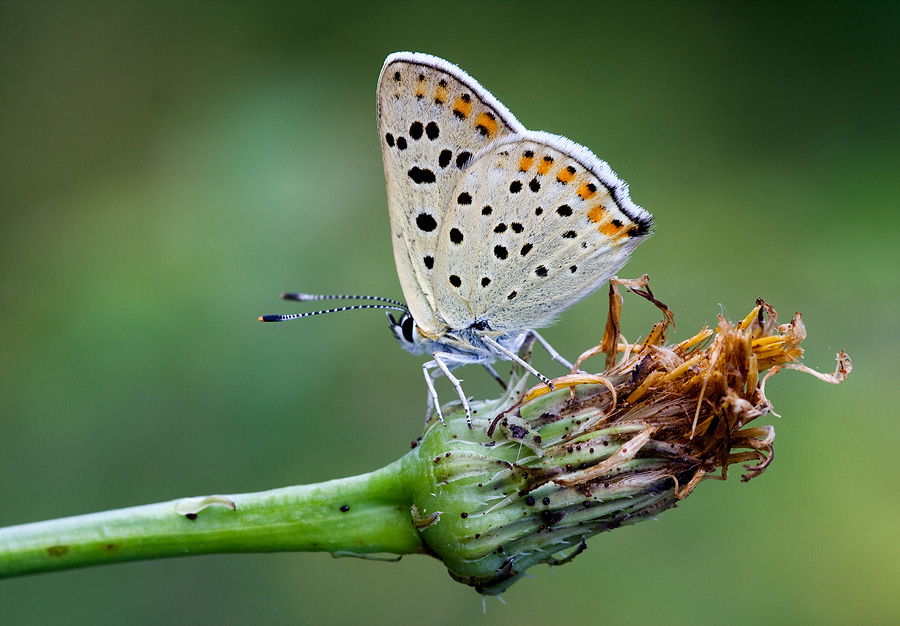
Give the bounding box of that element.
[261,52,652,428]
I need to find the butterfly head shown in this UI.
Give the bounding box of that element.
[387,311,428,354]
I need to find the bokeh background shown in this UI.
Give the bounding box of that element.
[1,2,897,624]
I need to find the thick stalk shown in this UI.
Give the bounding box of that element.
[0,456,423,578]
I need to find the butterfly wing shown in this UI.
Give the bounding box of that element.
[432,130,652,332]
[376,52,524,334]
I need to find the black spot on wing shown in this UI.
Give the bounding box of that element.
[408,167,436,184]
[416,213,437,232]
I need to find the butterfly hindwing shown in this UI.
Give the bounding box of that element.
[376,52,524,334]
[433,131,652,332]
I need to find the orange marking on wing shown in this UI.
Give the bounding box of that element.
[434,84,448,105]
[556,166,576,184]
[453,96,472,118]
[518,154,534,172]
[474,111,498,136]
[599,221,622,237]
[536,155,554,175]
[577,183,596,200]
[587,204,607,223]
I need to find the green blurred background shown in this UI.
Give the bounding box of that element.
[1,2,896,624]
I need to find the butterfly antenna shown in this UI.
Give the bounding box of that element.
[281,293,407,307]
[259,304,408,322]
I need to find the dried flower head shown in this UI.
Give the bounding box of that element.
[409,276,851,594]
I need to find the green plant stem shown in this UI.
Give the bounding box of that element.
[0,456,424,578]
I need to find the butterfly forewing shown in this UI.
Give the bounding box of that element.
[434,131,652,332]
[376,52,524,334]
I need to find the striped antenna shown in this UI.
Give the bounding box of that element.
[259,303,408,322]
[281,293,407,307]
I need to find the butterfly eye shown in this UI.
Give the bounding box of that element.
[400,314,416,344]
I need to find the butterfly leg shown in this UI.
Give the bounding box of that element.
[529,330,576,371]
[479,335,555,391]
[423,354,472,428]
[428,352,488,429]
[423,384,436,425]
[421,360,447,427]
[432,352,475,429]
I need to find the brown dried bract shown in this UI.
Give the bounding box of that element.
[524,278,851,496]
